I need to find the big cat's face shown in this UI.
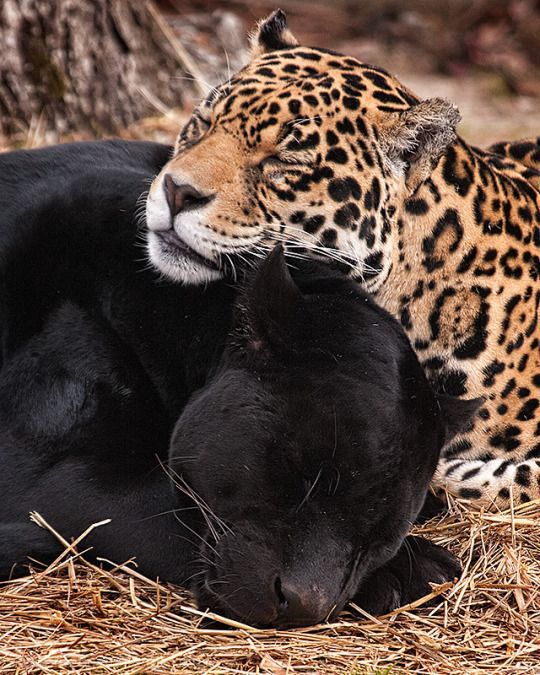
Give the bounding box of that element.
[146,44,421,290]
[165,249,459,628]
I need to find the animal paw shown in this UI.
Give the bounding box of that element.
[352,535,461,616]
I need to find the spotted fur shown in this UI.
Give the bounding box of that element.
[146,10,540,506]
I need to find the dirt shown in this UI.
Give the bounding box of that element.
[2,3,539,151]
[166,4,540,149]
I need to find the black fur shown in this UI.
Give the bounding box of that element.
[0,141,472,627]
[170,247,473,626]
[256,9,295,52]
[0,141,234,581]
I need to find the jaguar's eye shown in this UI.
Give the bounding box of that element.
[190,115,211,139]
[259,155,282,169]
[175,115,211,154]
[259,152,314,170]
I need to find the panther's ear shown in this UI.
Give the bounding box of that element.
[437,394,484,445]
[246,244,302,352]
[249,9,299,58]
[380,98,461,192]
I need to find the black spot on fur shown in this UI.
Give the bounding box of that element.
[515,464,531,487]
[288,100,300,115]
[454,286,490,360]
[320,228,337,246]
[430,369,468,397]
[294,50,322,61]
[422,209,464,273]
[334,202,360,229]
[428,288,457,340]
[304,94,319,107]
[363,71,392,90]
[328,178,350,202]
[326,130,339,146]
[526,444,540,459]
[326,148,348,164]
[336,118,355,135]
[517,399,539,421]
[359,215,377,248]
[483,360,505,387]
[363,251,383,278]
[304,215,326,234]
[442,145,474,197]
[459,488,482,499]
[372,91,406,105]
[457,246,478,273]
[343,96,360,110]
[510,141,536,160]
[489,425,521,452]
[461,466,481,481]
[405,198,429,215]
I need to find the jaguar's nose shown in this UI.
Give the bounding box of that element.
[163,175,209,217]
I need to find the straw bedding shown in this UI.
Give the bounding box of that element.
[1,496,539,674]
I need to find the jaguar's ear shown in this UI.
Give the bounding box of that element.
[437,394,484,445]
[249,9,299,58]
[380,98,461,192]
[244,245,302,353]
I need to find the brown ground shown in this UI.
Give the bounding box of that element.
[152,0,540,147]
[4,1,540,151]
[1,499,539,673]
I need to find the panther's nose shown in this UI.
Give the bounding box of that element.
[163,175,209,217]
[273,576,328,627]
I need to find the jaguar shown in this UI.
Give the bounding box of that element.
[146,9,540,506]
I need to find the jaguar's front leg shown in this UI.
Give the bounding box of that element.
[352,535,461,616]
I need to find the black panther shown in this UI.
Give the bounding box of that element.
[170,244,478,626]
[0,140,234,580]
[0,141,476,626]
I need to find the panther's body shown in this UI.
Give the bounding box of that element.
[146,11,540,506]
[0,141,467,622]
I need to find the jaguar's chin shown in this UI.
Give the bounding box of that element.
[147,231,223,285]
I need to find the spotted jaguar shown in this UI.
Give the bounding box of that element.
[146,10,540,506]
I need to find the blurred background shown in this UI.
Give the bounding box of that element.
[1,0,539,151]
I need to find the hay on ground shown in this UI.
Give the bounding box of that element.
[1,497,539,674]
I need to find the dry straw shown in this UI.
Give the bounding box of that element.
[1,495,539,674]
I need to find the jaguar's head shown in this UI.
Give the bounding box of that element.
[146,10,460,290]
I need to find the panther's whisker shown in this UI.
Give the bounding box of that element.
[182,569,207,585]
[274,225,369,267]
[173,511,222,559]
[160,460,231,543]
[223,47,232,89]
[164,462,232,536]
[134,506,197,523]
[296,465,324,513]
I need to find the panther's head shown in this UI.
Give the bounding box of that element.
[146,9,460,290]
[169,247,478,627]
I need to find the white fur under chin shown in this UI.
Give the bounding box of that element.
[147,233,222,285]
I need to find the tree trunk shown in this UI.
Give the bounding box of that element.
[0,0,200,138]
